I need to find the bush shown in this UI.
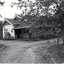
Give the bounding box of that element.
[4,32,15,40]
[10,36,15,40]
[4,32,11,40]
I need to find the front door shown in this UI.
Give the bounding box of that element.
[15,29,21,38]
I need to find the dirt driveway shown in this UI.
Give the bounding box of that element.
[0,39,59,63]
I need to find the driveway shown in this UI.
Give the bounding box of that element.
[0,39,59,63]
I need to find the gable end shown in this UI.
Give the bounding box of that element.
[3,21,11,26]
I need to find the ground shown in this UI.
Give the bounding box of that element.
[48,44,64,63]
[0,38,63,63]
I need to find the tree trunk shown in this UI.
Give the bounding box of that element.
[61,27,64,44]
[62,36,64,45]
[61,13,64,44]
[45,29,46,38]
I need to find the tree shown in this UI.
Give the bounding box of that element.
[0,1,5,18]
[59,0,64,44]
[0,1,5,6]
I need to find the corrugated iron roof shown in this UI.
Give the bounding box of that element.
[5,15,53,29]
[5,18,20,25]
[14,15,52,29]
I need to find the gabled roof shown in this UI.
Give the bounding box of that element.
[5,18,20,25]
[3,21,10,26]
[14,15,36,29]
[14,21,31,29]
[14,14,23,19]
[14,15,53,29]
[14,15,44,29]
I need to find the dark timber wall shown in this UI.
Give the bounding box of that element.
[0,22,3,39]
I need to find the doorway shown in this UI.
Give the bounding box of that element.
[15,29,21,38]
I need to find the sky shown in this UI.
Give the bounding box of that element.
[0,0,36,20]
[0,0,18,18]
[0,0,57,21]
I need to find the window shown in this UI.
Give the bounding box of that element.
[46,29,48,31]
[27,29,29,33]
[24,28,25,33]
[4,28,8,34]
[23,29,29,33]
[4,29,8,32]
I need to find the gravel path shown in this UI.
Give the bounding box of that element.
[0,39,58,63]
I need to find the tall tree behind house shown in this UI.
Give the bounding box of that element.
[0,1,5,39]
[0,21,3,39]
[60,0,64,44]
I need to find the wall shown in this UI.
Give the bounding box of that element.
[31,27,45,38]
[0,26,3,39]
[3,25,15,38]
[21,29,29,38]
[0,22,3,39]
[22,33,29,38]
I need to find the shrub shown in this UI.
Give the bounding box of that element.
[10,36,15,40]
[4,32,11,40]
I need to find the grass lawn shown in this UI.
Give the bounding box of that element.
[48,44,64,63]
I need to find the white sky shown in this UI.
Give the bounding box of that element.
[0,0,36,19]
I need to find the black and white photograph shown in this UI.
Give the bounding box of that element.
[0,0,64,63]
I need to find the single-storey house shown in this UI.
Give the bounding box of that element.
[3,14,59,40]
[3,17,21,39]
[13,15,54,39]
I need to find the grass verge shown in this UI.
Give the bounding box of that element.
[48,44,64,63]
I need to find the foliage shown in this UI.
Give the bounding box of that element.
[4,32,11,40]
[10,0,61,17]
[0,1,5,6]
[0,1,5,18]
